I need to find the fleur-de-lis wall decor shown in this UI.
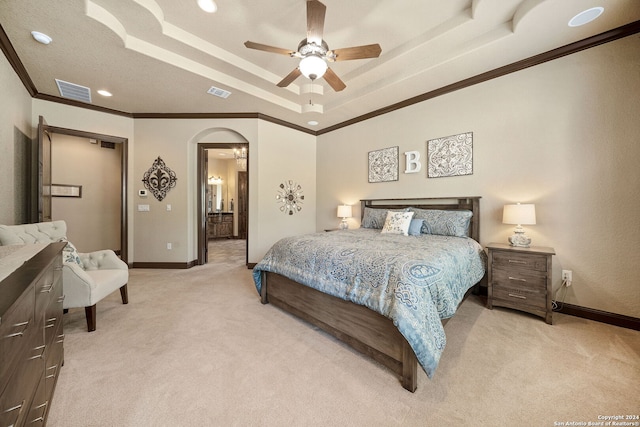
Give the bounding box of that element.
[142,157,177,201]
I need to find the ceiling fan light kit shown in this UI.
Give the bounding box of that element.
[299,55,327,80]
[244,0,381,92]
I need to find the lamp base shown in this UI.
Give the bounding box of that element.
[339,219,348,230]
[508,227,531,248]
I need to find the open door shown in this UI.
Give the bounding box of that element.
[37,116,52,222]
[197,145,208,265]
[33,118,129,263]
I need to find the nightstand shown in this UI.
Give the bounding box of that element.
[486,243,555,324]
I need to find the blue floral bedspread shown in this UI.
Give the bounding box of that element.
[252,228,486,378]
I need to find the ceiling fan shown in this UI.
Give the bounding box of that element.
[244,0,381,92]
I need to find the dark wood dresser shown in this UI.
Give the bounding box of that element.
[486,242,555,324]
[0,242,65,426]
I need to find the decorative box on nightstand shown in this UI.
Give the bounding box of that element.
[486,243,555,324]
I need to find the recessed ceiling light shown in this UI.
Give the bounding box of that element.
[197,0,217,13]
[307,120,319,126]
[568,7,604,27]
[97,90,112,97]
[31,31,52,45]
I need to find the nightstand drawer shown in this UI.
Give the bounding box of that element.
[492,267,547,290]
[492,284,546,310]
[491,251,548,272]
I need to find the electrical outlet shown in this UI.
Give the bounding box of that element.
[562,270,572,286]
[166,243,172,250]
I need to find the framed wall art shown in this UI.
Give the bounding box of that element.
[427,132,473,178]
[51,184,82,198]
[368,146,399,183]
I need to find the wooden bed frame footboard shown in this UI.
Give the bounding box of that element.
[259,197,483,392]
[261,270,420,392]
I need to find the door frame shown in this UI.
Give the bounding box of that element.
[197,142,249,266]
[38,119,129,263]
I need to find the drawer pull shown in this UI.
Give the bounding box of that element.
[57,295,66,303]
[5,320,30,338]
[56,334,65,344]
[46,365,59,379]
[508,276,527,282]
[2,400,25,426]
[508,293,527,299]
[508,259,527,264]
[40,283,54,293]
[28,345,46,360]
[45,317,57,328]
[30,401,49,423]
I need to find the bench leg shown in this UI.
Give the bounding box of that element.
[120,284,129,304]
[85,305,96,332]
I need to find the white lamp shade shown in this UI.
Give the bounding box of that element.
[503,203,536,225]
[299,55,328,80]
[337,205,352,218]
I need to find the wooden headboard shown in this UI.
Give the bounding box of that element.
[360,197,481,242]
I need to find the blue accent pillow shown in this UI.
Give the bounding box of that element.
[58,237,84,267]
[408,208,473,237]
[408,219,424,236]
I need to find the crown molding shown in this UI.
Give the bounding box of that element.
[2,20,639,136]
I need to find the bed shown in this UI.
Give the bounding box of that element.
[252,197,486,392]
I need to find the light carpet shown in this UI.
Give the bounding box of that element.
[47,239,640,426]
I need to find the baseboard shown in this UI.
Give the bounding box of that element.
[554,302,640,331]
[132,260,197,269]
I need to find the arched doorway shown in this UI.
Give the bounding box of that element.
[196,142,249,266]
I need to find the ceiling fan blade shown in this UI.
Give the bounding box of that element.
[306,0,326,45]
[323,67,346,92]
[329,44,382,61]
[277,68,302,87]
[244,41,296,56]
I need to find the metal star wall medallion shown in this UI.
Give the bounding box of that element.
[142,156,177,201]
[276,180,304,215]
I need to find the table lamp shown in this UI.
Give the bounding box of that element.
[337,205,352,230]
[503,203,536,247]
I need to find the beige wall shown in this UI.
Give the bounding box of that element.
[51,135,122,252]
[0,51,33,225]
[316,35,640,318]
[132,118,316,264]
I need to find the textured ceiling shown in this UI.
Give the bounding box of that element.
[1,0,639,132]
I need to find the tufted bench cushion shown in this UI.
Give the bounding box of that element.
[0,220,68,245]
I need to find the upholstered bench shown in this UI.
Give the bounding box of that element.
[0,220,129,331]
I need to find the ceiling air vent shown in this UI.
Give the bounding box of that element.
[207,86,231,99]
[55,79,92,103]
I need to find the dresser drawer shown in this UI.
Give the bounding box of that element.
[35,262,62,316]
[492,284,547,310]
[492,266,547,290]
[0,332,45,427]
[491,251,548,272]
[45,323,64,401]
[0,286,36,392]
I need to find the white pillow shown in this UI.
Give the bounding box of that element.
[381,211,415,236]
